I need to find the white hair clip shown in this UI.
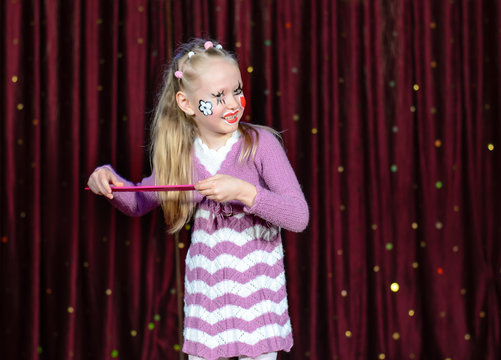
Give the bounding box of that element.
[188,51,195,58]
[215,44,223,50]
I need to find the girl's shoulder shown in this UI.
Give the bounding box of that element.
[241,123,282,145]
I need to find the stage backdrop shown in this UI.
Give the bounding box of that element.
[1,0,500,359]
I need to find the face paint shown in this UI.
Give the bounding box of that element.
[211,90,226,106]
[239,95,246,108]
[223,109,239,124]
[198,100,213,116]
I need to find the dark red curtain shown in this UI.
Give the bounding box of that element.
[2,0,500,359]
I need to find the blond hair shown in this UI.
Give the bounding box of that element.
[150,39,274,233]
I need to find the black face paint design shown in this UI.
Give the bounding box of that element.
[234,82,243,95]
[211,90,226,106]
[198,100,213,116]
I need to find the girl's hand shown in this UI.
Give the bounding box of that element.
[87,167,124,199]
[195,174,257,207]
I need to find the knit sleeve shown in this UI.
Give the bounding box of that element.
[243,129,309,232]
[97,165,160,217]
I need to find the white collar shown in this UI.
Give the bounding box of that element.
[194,131,240,175]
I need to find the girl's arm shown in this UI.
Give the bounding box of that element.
[244,129,309,232]
[87,165,160,217]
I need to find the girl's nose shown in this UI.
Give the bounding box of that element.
[226,94,239,109]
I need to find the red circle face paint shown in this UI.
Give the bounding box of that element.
[240,96,246,108]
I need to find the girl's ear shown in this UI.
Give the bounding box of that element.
[176,91,196,116]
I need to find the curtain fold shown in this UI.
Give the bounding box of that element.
[1,0,500,359]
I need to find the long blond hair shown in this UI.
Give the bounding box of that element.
[150,39,268,233]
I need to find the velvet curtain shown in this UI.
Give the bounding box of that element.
[1,0,500,359]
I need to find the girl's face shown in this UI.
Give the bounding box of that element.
[182,58,246,146]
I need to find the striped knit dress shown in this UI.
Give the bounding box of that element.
[105,127,309,360]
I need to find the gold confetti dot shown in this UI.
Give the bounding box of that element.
[17,139,23,145]
[484,104,491,110]
[410,105,416,112]
[430,22,437,29]
[13,38,19,45]
[338,77,344,84]
[337,249,343,256]
[439,311,446,318]
[411,222,418,230]
[97,18,103,25]
[339,204,346,211]
[430,107,437,114]
[436,222,443,229]
[97,85,103,91]
[122,115,128,122]
[17,103,24,110]
[125,240,130,246]
[138,5,144,12]
[33,119,39,125]
[487,143,494,151]
[235,41,242,48]
[276,91,282,96]
[99,58,105,64]
[373,265,380,272]
[341,290,348,297]
[460,288,467,295]
[67,306,74,314]
[431,61,437,68]
[185,224,191,231]
[311,128,318,134]
[408,309,415,317]
[137,38,144,44]
[435,139,442,147]
[293,114,300,121]
[328,272,333,278]
[480,311,486,318]
[83,262,89,268]
[131,330,137,337]
[412,262,419,269]
[338,166,344,173]
[245,115,251,121]
[106,289,112,296]
[247,66,254,73]
[390,283,400,292]
[12,75,18,83]
[413,84,420,91]
[118,52,123,58]
[464,333,471,340]
[178,242,185,249]
[420,241,426,248]
[345,330,352,338]
[378,354,386,360]
[20,211,26,218]
[46,288,52,294]
[393,332,400,340]
[371,224,378,230]
[410,354,416,359]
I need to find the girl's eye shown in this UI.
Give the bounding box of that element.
[234,82,243,95]
[211,90,225,105]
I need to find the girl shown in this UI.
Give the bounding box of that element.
[87,38,309,360]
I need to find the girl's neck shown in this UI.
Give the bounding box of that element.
[198,131,236,150]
